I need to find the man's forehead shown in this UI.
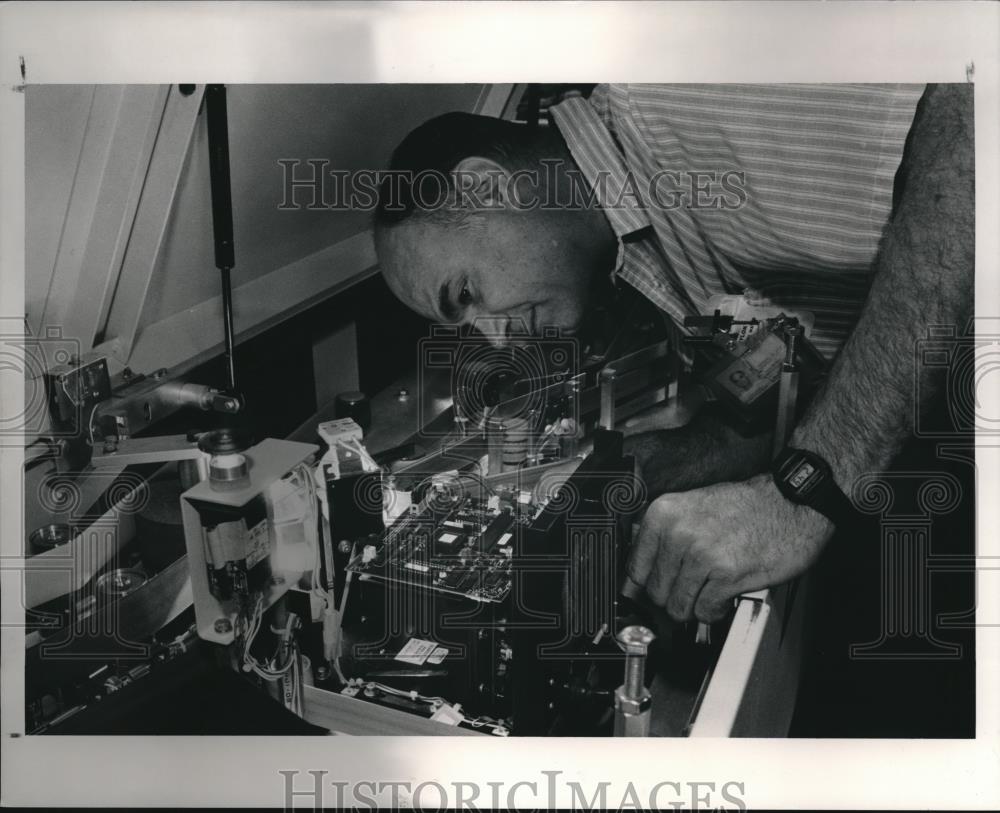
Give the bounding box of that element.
[378,222,455,319]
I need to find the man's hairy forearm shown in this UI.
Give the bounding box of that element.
[792,84,974,488]
[625,409,773,495]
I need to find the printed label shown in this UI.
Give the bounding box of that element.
[245,519,271,568]
[395,637,438,665]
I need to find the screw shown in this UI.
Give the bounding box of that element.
[213,618,232,634]
[315,665,330,682]
[397,388,409,400]
[121,367,133,380]
[103,437,119,454]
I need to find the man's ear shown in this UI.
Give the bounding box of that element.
[452,156,509,209]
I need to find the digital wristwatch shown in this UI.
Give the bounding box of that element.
[771,446,856,528]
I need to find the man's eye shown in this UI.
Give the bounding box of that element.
[458,284,474,306]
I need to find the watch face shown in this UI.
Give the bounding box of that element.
[789,461,817,490]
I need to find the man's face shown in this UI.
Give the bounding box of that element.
[376,208,611,343]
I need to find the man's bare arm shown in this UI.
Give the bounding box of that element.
[791,83,974,487]
[625,411,772,496]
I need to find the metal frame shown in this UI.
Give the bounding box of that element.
[100,230,377,379]
[35,86,170,348]
[98,85,206,366]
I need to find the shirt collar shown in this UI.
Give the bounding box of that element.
[549,95,651,241]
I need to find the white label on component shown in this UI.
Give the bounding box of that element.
[245,519,271,568]
[404,561,429,572]
[427,646,449,664]
[497,532,513,547]
[438,532,458,545]
[395,637,438,665]
[443,520,464,529]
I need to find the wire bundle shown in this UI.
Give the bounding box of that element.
[342,678,510,734]
[239,595,296,681]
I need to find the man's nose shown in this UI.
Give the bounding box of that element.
[470,315,511,347]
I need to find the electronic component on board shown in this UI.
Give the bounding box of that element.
[347,493,518,604]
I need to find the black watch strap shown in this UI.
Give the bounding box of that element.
[771,446,855,528]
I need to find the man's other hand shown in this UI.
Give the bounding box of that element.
[626,474,834,622]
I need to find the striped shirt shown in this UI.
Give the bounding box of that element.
[550,84,925,360]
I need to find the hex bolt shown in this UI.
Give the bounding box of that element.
[214,618,232,634]
[619,625,654,698]
[614,625,656,737]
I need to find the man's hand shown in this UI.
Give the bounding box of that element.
[626,474,834,622]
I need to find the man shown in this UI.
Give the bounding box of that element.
[373,83,974,626]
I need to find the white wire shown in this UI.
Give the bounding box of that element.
[334,437,379,473]
[87,401,101,445]
[347,437,379,470]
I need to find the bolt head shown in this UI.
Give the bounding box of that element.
[617,624,655,649]
[213,618,232,634]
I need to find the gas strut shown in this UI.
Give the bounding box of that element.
[205,84,240,402]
